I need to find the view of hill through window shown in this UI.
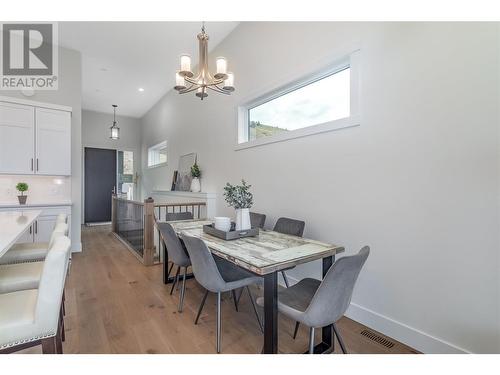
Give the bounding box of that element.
[248,67,350,141]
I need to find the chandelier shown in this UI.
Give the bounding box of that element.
[174,23,235,100]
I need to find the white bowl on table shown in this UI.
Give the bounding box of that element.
[214,216,231,232]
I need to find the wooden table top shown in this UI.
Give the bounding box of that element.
[166,219,344,275]
[0,210,41,258]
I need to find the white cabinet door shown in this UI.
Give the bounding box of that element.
[16,225,34,244]
[35,216,57,242]
[0,102,35,174]
[35,108,71,175]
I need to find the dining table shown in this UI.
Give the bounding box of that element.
[0,210,41,258]
[164,219,345,354]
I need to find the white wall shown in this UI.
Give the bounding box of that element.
[0,47,83,251]
[82,110,142,212]
[139,22,500,353]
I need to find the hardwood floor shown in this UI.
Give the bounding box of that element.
[20,226,418,354]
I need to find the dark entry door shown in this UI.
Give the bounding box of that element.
[84,147,116,223]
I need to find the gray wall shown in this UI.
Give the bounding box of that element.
[82,109,142,217]
[139,22,500,354]
[0,46,83,251]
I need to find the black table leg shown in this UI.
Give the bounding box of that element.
[306,255,336,354]
[263,271,278,354]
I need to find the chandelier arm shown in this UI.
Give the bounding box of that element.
[179,85,201,94]
[207,85,230,95]
[214,84,233,92]
[184,76,199,85]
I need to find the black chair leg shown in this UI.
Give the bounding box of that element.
[170,267,180,295]
[246,286,263,333]
[167,262,174,279]
[293,321,300,339]
[178,267,187,312]
[231,290,239,312]
[332,323,347,354]
[195,289,209,324]
[281,271,290,287]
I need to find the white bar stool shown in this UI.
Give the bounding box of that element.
[0,236,71,354]
[0,222,68,265]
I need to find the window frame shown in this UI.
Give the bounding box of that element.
[147,140,168,169]
[236,50,361,150]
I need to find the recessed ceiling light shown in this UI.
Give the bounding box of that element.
[138,88,145,92]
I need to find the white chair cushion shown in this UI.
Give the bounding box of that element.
[0,289,41,349]
[0,262,43,294]
[0,245,49,265]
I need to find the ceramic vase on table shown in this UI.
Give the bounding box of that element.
[235,208,251,230]
[190,177,201,192]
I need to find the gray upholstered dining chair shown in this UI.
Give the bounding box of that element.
[164,211,193,222]
[157,222,191,312]
[182,234,263,353]
[250,212,266,229]
[273,217,305,287]
[259,246,370,354]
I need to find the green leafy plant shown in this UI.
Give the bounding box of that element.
[223,180,253,209]
[16,182,29,196]
[191,162,201,178]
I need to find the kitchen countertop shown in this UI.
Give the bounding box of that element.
[0,210,42,258]
[0,201,73,209]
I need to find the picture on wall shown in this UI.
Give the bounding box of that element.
[175,153,197,191]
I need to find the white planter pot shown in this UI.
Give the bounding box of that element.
[190,177,201,192]
[235,208,251,231]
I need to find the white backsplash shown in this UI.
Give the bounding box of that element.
[0,175,71,204]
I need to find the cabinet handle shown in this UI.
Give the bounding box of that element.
[35,220,38,234]
[36,158,39,171]
[31,158,34,171]
[29,225,32,234]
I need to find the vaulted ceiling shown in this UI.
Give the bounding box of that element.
[59,22,239,118]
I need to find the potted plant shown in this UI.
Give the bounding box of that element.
[16,182,29,205]
[223,180,253,230]
[190,162,201,192]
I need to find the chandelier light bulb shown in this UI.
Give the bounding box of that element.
[215,57,228,80]
[179,55,193,77]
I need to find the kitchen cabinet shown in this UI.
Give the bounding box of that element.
[0,97,72,176]
[0,102,35,174]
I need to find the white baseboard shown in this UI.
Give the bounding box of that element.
[345,302,469,354]
[71,242,82,253]
[281,273,469,354]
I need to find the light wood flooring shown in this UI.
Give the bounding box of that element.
[20,226,418,354]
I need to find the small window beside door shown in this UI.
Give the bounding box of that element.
[147,141,167,168]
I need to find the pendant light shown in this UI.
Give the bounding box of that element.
[109,104,119,140]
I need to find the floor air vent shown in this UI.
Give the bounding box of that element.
[360,329,395,349]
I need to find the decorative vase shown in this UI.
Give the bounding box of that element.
[235,208,251,231]
[190,177,201,192]
[18,195,27,205]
